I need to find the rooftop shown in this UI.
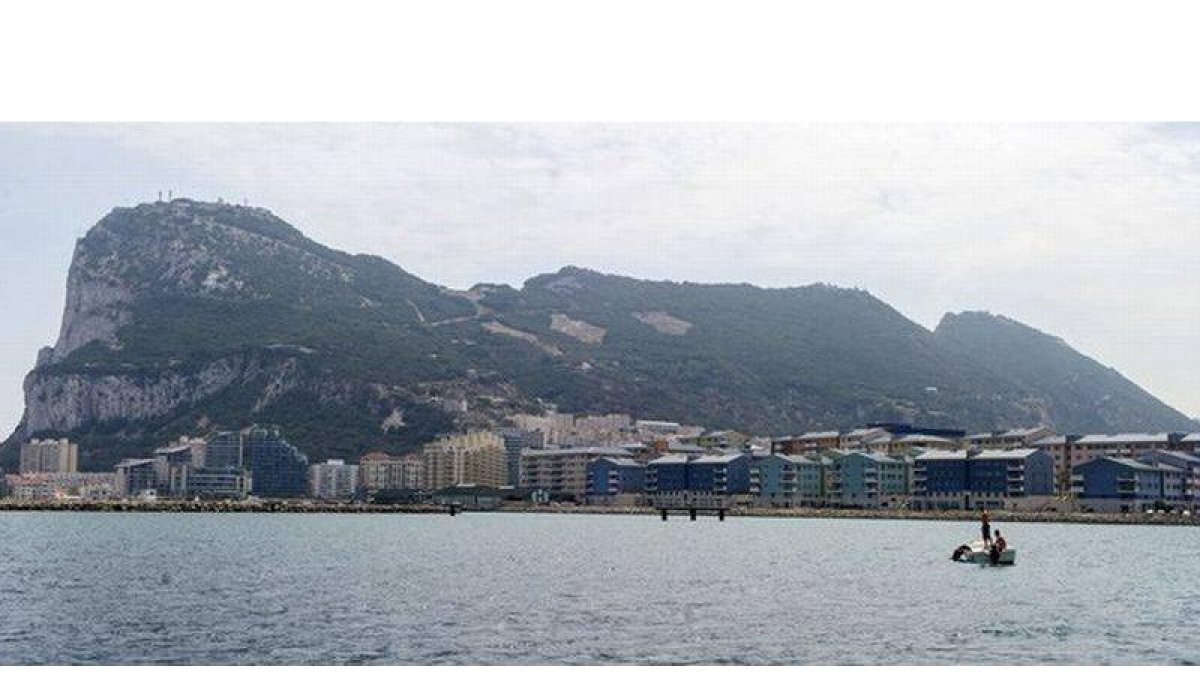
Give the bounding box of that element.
[1081,456,1159,471]
[1031,435,1072,446]
[691,453,747,464]
[1075,433,1171,445]
[972,447,1043,460]
[1140,450,1200,466]
[894,434,958,444]
[522,447,632,458]
[798,430,840,440]
[593,456,643,468]
[914,450,967,461]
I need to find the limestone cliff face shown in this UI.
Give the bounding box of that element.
[47,261,134,364]
[21,355,291,432]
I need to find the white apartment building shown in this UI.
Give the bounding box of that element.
[309,459,359,500]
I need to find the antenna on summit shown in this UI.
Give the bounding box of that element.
[157,190,163,202]
[168,190,173,200]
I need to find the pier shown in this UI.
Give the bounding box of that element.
[651,492,733,521]
[658,506,727,521]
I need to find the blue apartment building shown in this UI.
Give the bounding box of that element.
[1138,450,1200,504]
[833,452,908,508]
[688,453,752,494]
[911,450,969,509]
[645,454,690,494]
[912,448,1055,510]
[586,456,646,504]
[207,425,309,498]
[751,453,826,506]
[1072,456,1186,512]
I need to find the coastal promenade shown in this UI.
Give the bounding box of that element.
[0,499,1196,526]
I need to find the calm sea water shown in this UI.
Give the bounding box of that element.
[0,511,1195,665]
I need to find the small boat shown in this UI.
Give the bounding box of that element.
[950,540,1016,566]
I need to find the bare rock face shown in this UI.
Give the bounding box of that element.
[48,248,134,364]
[632,310,692,336]
[22,355,269,432]
[550,313,606,344]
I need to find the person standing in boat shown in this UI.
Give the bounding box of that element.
[980,509,992,547]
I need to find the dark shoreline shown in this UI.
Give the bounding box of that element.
[0,500,1195,526]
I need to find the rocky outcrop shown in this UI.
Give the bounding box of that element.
[20,355,276,433]
[47,254,134,364]
[550,313,606,344]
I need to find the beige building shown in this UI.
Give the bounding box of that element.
[1031,435,1078,494]
[20,438,79,474]
[1032,433,1176,495]
[963,426,1055,450]
[360,452,426,491]
[840,428,891,450]
[4,472,116,501]
[519,446,633,499]
[867,434,959,455]
[422,431,507,490]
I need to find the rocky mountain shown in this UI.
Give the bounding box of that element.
[933,311,1193,433]
[3,200,1194,470]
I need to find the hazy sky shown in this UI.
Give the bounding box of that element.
[2,123,1198,438]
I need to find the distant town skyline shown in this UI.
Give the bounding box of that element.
[2,123,1199,437]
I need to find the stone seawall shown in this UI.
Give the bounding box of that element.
[0,499,1196,526]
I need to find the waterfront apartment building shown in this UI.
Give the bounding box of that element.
[170,466,251,500]
[114,458,159,498]
[206,426,309,498]
[967,448,1056,509]
[19,438,79,474]
[644,454,690,493]
[520,446,633,499]
[133,437,249,500]
[911,448,1056,510]
[585,456,646,505]
[831,452,908,508]
[750,453,825,506]
[3,472,116,501]
[1030,434,1083,495]
[422,431,507,490]
[498,428,543,486]
[1138,450,1200,504]
[309,459,359,501]
[359,452,426,492]
[1072,456,1187,513]
[1071,433,1172,464]
[687,453,752,494]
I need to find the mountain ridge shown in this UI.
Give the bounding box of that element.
[3,200,1194,470]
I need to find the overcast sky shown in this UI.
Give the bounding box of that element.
[2,123,1198,437]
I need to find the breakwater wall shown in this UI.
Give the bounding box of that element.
[0,499,1195,526]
